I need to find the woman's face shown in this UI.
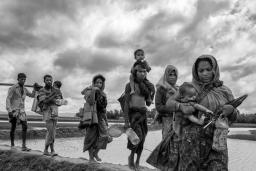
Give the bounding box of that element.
[197,60,214,83]
[94,78,103,89]
[166,70,177,85]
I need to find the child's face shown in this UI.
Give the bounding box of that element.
[135,51,145,61]
[183,87,197,101]
[53,84,57,89]
[53,83,59,89]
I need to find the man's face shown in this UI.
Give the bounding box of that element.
[18,77,26,86]
[44,76,52,87]
[136,68,147,80]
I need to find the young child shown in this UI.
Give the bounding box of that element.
[130,49,155,105]
[49,81,65,118]
[173,82,213,138]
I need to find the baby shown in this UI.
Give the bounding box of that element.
[50,81,66,118]
[130,49,155,105]
[173,82,213,138]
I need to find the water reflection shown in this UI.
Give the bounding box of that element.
[0,129,256,171]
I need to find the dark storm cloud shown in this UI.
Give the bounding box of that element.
[129,10,195,66]
[0,28,65,50]
[222,60,256,80]
[181,0,230,36]
[94,32,127,49]
[54,48,121,73]
[0,0,99,51]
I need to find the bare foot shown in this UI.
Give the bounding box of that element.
[89,157,97,163]
[43,150,51,156]
[94,154,102,162]
[134,163,140,171]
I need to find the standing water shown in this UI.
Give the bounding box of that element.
[0,129,256,171]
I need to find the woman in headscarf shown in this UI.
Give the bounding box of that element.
[173,55,239,171]
[82,74,111,162]
[146,65,180,171]
[123,62,155,171]
[155,65,179,139]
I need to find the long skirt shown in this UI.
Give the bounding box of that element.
[83,118,109,152]
[178,125,201,171]
[162,116,173,139]
[127,108,148,154]
[146,130,180,171]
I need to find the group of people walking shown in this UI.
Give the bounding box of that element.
[6,74,63,156]
[6,50,239,171]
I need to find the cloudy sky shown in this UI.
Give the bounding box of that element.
[0,0,256,115]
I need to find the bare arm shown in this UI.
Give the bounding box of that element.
[194,103,213,115]
[123,83,131,127]
[25,88,36,98]
[187,115,205,125]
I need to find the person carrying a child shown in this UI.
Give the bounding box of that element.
[38,75,60,156]
[82,74,111,162]
[167,55,239,171]
[130,49,155,106]
[173,82,213,139]
[147,81,213,171]
[123,61,155,171]
[49,80,65,117]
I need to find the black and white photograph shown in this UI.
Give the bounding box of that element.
[0,0,255,171]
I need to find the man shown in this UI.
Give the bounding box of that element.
[123,63,155,170]
[38,74,60,156]
[6,73,35,151]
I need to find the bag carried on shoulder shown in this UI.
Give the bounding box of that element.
[77,102,98,129]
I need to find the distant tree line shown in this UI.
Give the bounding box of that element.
[235,113,256,123]
[107,108,256,124]
[106,108,157,120]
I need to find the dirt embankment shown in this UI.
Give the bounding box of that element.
[0,145,156,171]
[0,127,85,140]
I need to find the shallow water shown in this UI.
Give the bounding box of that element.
[0,129,256,171]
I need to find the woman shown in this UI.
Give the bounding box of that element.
[123,62,154,171]
[82,74,110,162]
[155,65,179,139]
[177,55,238,171]
[146,65,180,171]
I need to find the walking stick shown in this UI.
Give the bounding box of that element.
[0,83,34,88]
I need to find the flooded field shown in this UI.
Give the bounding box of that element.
[1,129,256,171]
